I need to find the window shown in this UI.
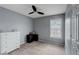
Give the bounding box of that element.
[50,17,62,39]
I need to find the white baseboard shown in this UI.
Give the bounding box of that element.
[39,39,64,45]
[20,41,25,45]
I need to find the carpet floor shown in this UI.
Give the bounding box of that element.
[9,41,65,55]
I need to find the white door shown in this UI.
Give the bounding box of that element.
[65,5,72,54]
[65,5,78,55]
[71,6,77,54]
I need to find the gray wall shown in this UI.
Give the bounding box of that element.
[34,17,50,42]
[34,14,65,44]
[0,7,33,45]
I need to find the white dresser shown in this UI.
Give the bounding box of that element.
[0,31,20,54]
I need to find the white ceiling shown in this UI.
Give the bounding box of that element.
[0,4,67,18]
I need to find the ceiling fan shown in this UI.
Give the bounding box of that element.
[28,5,44,15]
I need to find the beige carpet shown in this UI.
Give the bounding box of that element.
[9,41,65,55]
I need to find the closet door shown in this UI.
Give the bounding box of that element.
[71,6,77,54]
[76,6,79,54]
[65,5,78,55]
[65,5,72,54]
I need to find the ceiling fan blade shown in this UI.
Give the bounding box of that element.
[32,5,37,12]
[37,12,44,15]
[28,12,34,14]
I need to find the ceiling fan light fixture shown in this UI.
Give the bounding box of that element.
[28,5,44,15]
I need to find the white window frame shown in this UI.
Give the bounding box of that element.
[50,17,62,39]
